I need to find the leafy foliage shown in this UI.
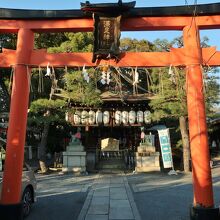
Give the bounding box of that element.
[47,32,93,53]
[28,99,66,125]
[0,33,17,50]
[149,67,187,121]
[29,99,65,113]
[0,78,10,112]
[149,37,219,122]
[120,37,155,52]
[204,71,220,116]
[0,34,17,95]
[63,70,103,106]
[35,33,68,49]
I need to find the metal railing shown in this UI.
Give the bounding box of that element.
[97,149,135,169]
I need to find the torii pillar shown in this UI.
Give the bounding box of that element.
[183,20,219,219]
[0,28,34,220]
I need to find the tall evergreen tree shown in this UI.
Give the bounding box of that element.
[149,37,220,172]
[29,32,96,173]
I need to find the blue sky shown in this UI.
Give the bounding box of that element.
[1,0,219,9]
[1,0,220,50]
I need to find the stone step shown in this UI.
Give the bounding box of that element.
[98,159,126,170]
[99,164,125,169]
[99,169,124,174]
[99,160,124,163]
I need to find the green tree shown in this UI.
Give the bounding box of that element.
[62,69,103,106]
[29,99,66,173]
[149,37,220,172]
[120,37,155,52]
[149,66,190,171]
[0,33,17,50]
[35,33,68,49]
[48,32,93,53]
[0,33,17,98]
[0,78,10,113]
[28,32,97,173]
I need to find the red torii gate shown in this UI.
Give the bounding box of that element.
[0,3,220,219]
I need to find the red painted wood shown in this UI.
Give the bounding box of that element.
[183,21,214,207]
[0,47,220,68]
[1,29,34,204]
[0,11,218,208]
[0,15,220,33]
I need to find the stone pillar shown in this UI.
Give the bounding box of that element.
[62,140,86,173]
[0,28,34,219]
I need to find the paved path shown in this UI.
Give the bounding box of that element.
[77,172,141,220]
[77,161,220,220]
[126,163,220,220]
[27,173,98,220]
[27,158,220,220]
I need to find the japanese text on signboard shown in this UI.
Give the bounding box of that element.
[99,19,115,49]
[158,129,173,168]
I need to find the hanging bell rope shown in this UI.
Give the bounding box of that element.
[94,66,99,90]
[64,65,68,75]
[132,68,136,95]
[41,67,44,93]
[201,65,207,94]
[26,66,33,93]
[116,67,124,101]
[49,66,58,100]
[8,67,14,94]
[173,66,181,97]
[29,71,33,93]
[168,64,176,84]
[145,68,155,94]
[145,68,150,92]
[82,64,90,83]
[159,70,164,95]
[110,67,124,101]
[114,66,148,93]
[45,62,51,77]
[132,67,139,95]
[38,66,44,93]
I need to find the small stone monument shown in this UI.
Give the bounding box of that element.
[135,130,160,172]
[62,130,86,173]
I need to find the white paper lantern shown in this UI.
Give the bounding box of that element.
[103,111,110,125]
[74,110,81,125]
[96,110,103,124]
[115,110,121,125]
[88,110,96,125]
[144,110,151,124]
[129,110,136,124]
[81,110,88,125]
[122,111,129,125]
[137,110,144,123]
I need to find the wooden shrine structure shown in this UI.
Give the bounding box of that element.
[0,2,220,219]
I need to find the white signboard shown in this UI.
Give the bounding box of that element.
[158,128,173,169]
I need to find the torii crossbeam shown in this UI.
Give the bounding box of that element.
[0,3,220,219]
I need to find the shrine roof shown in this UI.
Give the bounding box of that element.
[0,3,220,19]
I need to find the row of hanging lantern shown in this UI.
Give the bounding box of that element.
[114,110,151,125]
[66,110,151,125]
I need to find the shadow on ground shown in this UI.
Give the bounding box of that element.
[127,169,220,220]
